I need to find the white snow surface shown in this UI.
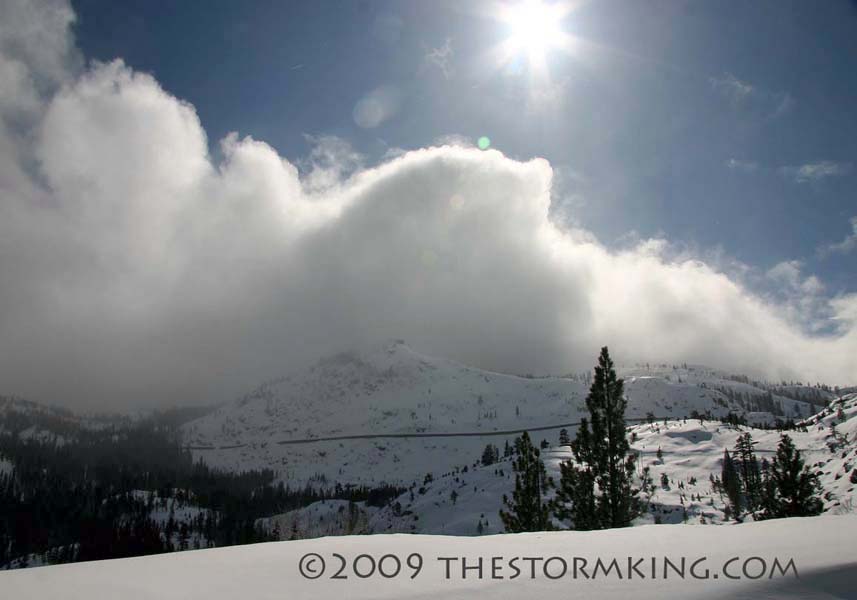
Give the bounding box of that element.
[1,515,855,599]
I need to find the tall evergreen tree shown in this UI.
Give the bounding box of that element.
[734,433,762,511]
[554,347,639,529]
[759,434,823,519]
[553,455,598,530]
[499,432,553,532]
[721,449,742,520]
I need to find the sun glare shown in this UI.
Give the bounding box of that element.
[501,0,570,68]
[505,0,565,60]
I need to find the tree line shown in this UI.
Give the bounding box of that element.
[0,421,402,568]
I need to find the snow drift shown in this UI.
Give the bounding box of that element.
[1,515,855,599]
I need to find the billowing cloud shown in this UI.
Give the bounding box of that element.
[1,1,856,410]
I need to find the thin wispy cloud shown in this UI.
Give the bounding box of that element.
[710,72,754,104]
[770,92,795,119]
[709,72,794,119]
[780,161,852,183]
[424,38,454,79]
[725,158,759,174]
[818,216,857,257]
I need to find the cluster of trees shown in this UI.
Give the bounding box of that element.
[498,431,554,531]
[499,347,827,534]
[705,385,787,417]
[480,440,514,467]
[720,432,823,521]
[481,444,500,466]
[0,421,403,568]
[501,348,640,532]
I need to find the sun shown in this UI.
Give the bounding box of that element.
[501,0,569,65]
[481,0,579,88]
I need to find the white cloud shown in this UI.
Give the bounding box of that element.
[818,216,857,257]
[780,161,852,183]
[299,134,364,193]
[1,1,856,410]
[764,261,830,332]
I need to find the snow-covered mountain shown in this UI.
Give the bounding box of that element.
[182,340,832,485]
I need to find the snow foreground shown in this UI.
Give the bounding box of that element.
[2,516,855,599]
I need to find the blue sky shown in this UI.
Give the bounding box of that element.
[71,0,857,292]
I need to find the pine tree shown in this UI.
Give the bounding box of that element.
[734,433,762,511]
[503,440,513,457]
[499,432,554,532]
[759,458,780,518]
[759,434,823,519]
[721,449,742,519]
[553,458,598,530]
[481,443,498,466]
[554,347,639,530]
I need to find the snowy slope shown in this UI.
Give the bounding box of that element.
[260,394,856,538]
[181,341,826,485]
[257,499,379,539]
[2,515,855,599]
